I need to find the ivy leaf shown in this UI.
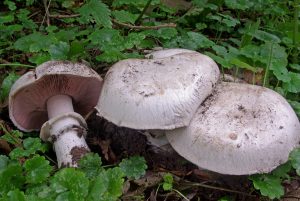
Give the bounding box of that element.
[119,156,147,179]
[88,167,124,201]
[78,0,112,28]
[250,174,284,199]
[112,10,138,24]
[0,73,20,103]
[78,153,103,179]
[283,72,300,93]
[49,41,70,60]
[290,148,300,175]
[24,156,52,184]
[51,168,89,201]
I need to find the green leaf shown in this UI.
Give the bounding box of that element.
[88,28,124,51]
[0,130,23,145]
[225,0,253,10]
[290,64,300,71]
[162,173,173,191]
[88,167,124,201]
[250,174,284,199]
[260,43,289,82]
[4,0,17,11]
[124,32,146,49]
[24,156,52,184]
[51,168,89,201]
[290,148,300,175]
[252,30,281,43]
[119,156,147,179]
[288,100,300,117]
[6,189,26,201]
[230,58,260,72]
[0,161,25,196]
[0,73,20,103]
[272,162,292,179]
[49,41,70,60]
[96,50,125,63]
[78,0,112,28]
[112,10,138,24]
[14,33,55,52]
[78,153,103,179]
[9,138,47,159]
[0,156,9,170]
[283,72,300,93]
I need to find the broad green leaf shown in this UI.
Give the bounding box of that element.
[250,174,284,199]
[88,28,124,51]
[0,156,9,170]
[283,72,300,93]
[29,53,51,65]
[0,73,20,103]
[119,156,147,179]
[4,0,16,11]
[24,156,52,184]
[96,50,125,63]
[14,33,55,52]
[0,14,14,24]
[225,0,253,10]
[290,148,300,175]
[49,41,70,60]
[51,168,89,201]
[290,64,300,71]
[9,138,47,159]
[240,44,261,62]
[260,43,289,82]
[0,162,25,196]
[112,10,138,24]
[252,30,281,43]
[87,167,124,201]
[124,32,146,49]
[6,189,26,201]
[288,100,300,117]
[0,130,23,145]
[271,162,292,179]
[78,153,103,179]
[230,58,261,72]
[78,0,112,28]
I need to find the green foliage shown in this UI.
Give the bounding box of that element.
[1,0,300,200]
[162,173,173,191]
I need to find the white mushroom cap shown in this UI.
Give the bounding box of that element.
[145,48,196,59]
[166,82,300,175]
[9,61,103,131]
[96,49,220,130]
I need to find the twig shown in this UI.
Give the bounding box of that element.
[112,19,176,30]
[0,63,35,68]
[42,0,51,26]
[135,0,152,25]
[48,13,176,30]
[49,14,80,18]
[186,182,255,197]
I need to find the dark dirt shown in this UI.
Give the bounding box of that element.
[86,111,259,201]
[70,146,90,165]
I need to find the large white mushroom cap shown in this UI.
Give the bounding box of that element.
[166,82,300,175]
[96,49,220,130]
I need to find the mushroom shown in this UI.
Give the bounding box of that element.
[166,82,300,175]
[9,61,103,167]
[96,48,220,130]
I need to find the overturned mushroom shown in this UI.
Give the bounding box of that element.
[9,61,103,167]
[96,49,220,130]
[166,82,300,175]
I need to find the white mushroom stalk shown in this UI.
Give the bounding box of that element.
[42,95,90,167]
[9,61,103,168]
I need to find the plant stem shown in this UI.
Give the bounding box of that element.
[135,0,152,25]
[0,63,35,68]
[263,43,274,87]
[173,189,190,201]
[292,0,299,63]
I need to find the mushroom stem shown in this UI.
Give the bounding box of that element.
[46,95,90,167]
